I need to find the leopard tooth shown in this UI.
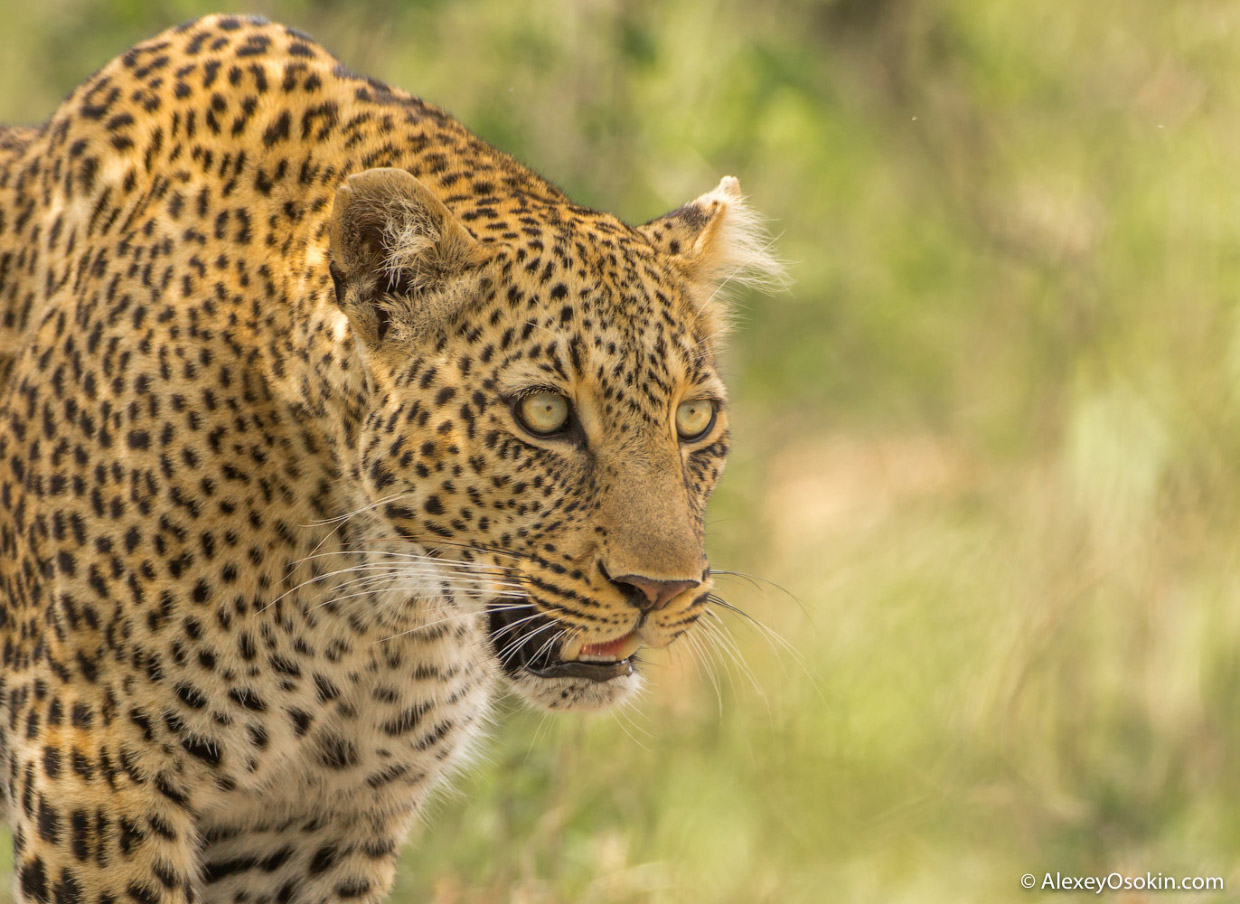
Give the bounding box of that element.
[560,634,585,662]
[614,633,642,661]
[577,633,643,663]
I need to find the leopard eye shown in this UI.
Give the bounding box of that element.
[675,399,717,442]
[516,391,571,436]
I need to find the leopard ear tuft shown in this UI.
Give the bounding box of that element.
[329,167,490,348]
[639,176,788,300]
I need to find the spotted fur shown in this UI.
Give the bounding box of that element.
[0,15,781,904]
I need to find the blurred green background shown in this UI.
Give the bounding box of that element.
[4,0,1240,901]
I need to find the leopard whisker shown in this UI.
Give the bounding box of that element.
[607,703,653,751]
[523,707,559,765]
[708,568,813,622]
[300,491,416,559]
[308,572,526,614]
[705,593,799,661]
[680,625,724,717]
[293,550,518,578]
[527,625,567,667]
[371,602,535,645]
[323,565,518,585]
[705,593,823,698]
[488,608,549,642]
[302,491,411,527]
[264,558,523,613]
[430,540,534,563]
[496,619,563,667]
[699,610,765,702]
[494,618,558,664]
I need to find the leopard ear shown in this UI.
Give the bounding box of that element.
[639,176,786,299]
[329,167,490,348]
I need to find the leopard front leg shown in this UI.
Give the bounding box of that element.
[198,807,415,904]
[8,741,203,904]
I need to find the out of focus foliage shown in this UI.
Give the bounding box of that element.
[3,1,1239,901]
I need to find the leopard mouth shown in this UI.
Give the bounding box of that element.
[488,603,639,683]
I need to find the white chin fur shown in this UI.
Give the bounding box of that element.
[503,668,642,712]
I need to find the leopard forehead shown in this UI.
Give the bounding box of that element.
[437,231,727,408]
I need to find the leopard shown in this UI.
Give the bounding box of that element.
[0,14,782,904]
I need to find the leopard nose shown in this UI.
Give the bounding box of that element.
[609,573,701,611]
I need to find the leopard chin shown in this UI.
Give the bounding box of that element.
[504,665,643,712]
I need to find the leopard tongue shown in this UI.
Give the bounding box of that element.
[577,632,640,661]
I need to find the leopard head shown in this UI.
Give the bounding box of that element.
[328,167,782,710]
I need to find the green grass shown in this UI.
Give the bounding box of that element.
[4,0,1240,900]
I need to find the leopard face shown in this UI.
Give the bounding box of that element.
[331,168,776,710]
